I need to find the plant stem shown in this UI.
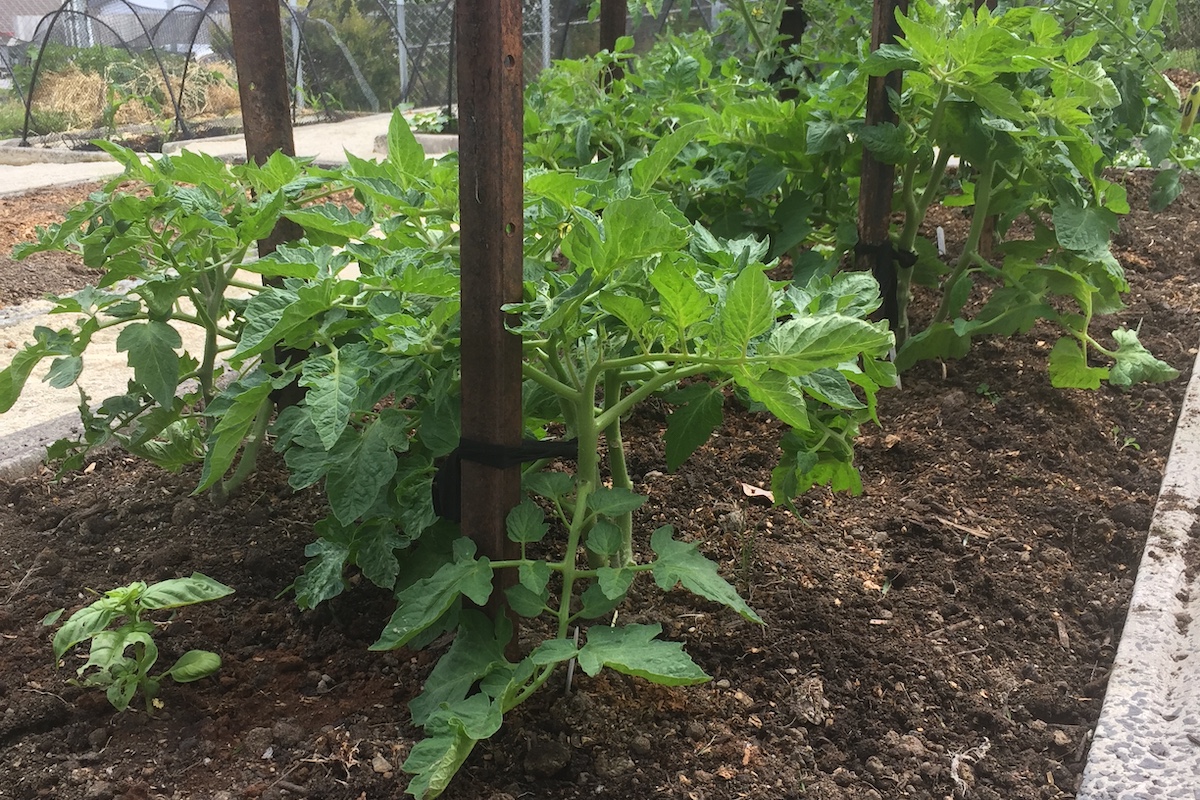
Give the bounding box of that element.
[932,157,996,324]
[215,393,273,502]
[555,409,599,640]
[603,369,634,567]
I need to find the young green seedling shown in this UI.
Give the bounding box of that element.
[45,573,233,713]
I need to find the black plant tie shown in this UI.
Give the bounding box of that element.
[432,438,579,522]
[854,241,918,270]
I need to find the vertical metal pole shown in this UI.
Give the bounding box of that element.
[542,0,552,69]
[456,0,524,628]
[397,0,409,100]
[290,5,305,111]
[855,0,907,331]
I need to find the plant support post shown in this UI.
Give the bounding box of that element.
[856,0,908,336]
[456,0,525,628]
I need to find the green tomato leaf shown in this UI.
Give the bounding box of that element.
[326,423,399,525]
[409,612,509,727]
[506,499,550,544]
[387,109,429,176]
[717,266,775,355]
[587,486,648,517]
[115,321,182,407]
[650,526,762,623]
[1109,328,1180,386]
[1151,169,1183,213]
[633,120,704,192]
[1052,202,1118,254]
[1048,338,1108,389]
[859,122,909,165]
[300,350,364,452]
[596,566,636,600]
[45,356,83,389]
[576,623,709,686]
[650,258,712,335]
[523,470,575,501]
[735,369,809,431]
[371,544,493,651]
[862,43,920,76]
[294,535,351,609]
[664,383,724,472]
[585,519,624,558]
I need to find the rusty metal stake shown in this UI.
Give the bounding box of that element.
[456,0,525,634]
[599,0,626,82]
[855,0,908,332]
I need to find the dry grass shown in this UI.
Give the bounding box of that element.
[31,59,241,133]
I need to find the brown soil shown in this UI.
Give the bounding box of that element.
[0,170,1198,800]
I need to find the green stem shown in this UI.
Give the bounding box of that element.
[214,393,273,503]
[555,409,599,640]
[603,369,634,567]
[730,0,768,51]
[932,157,997,324]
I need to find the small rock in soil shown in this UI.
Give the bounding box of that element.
[86,728,108,750]
[84,780,114,800]
[684,721,706,741]
[524,738,570,778]
[1111,501,1151,530]
[592,751,635,779]
[630,734,652,755]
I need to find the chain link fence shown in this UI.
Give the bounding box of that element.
[2,0,721,147]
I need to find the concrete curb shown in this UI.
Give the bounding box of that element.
[1077,345,1200,799]
[0,411,84,480]
[0,146,114,166]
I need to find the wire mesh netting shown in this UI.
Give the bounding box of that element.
[1,0,722,149]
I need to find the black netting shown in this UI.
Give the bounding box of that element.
[4,0,722,150]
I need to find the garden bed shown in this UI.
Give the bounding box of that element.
[0,169,1198,800]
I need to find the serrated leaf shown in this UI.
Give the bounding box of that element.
[115,321,182,406]
[355,520,404,589]
[718,267,775,354]
[388,110,429,176]
[1109,328,1180,386]
[650,526,762,623]
[1048,338,1108,389]
[196,373,273,492]
[371,546,493,651]
[326,424,399,524]
[596,566,636,600]
[529,638,580,666]
[761,315,892,374]
[587,487,648,517]
[294,535,351,609]
[300,350,363,452]
[859,122,909,165]
[409,612,509,727]
[505,583,549,617]
[651,258,711,335]
[862,43,920,75]
[736,369,809,431]
[45,356,83,389]
[1053,202,1118,253]
[403,719,478,800]
[506,499,549,543]
[585,519,624,558]
[523,470,575,500]
[576,623,709,686]
[632,120,704,192]
[664,383,724,471]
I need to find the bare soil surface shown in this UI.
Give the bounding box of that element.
[0,170,1198,800]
